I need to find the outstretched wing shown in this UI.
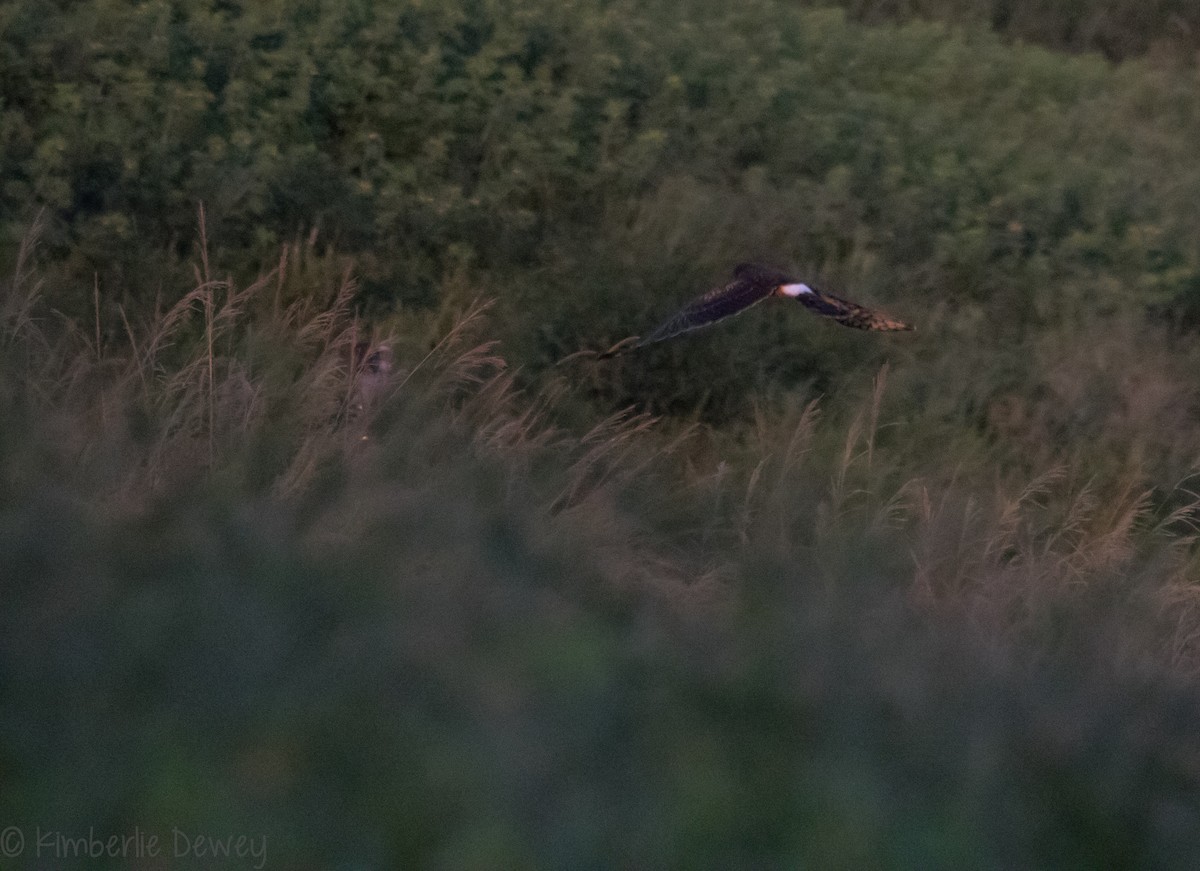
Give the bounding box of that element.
[635,265,785,349]
[555,264,912,365]
[794,289,913,331]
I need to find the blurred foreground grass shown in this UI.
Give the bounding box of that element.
[2,228,1200,868]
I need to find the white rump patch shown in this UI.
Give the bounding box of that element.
[779,283,813,297]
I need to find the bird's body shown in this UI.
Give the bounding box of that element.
[564,263,912,363]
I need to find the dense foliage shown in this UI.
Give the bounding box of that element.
[832,0,1200,60]
[4,0,1200,418]
[4,0,1200,867]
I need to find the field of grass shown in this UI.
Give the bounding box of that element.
[4,1,1200,867]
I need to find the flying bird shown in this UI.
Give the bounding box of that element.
[560,263,912,363]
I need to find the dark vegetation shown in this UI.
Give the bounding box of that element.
[835,0,1200,60]
[3,0,1200,866]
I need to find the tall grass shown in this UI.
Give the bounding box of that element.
[3,231,1200,866]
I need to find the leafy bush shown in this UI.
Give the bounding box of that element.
[825,0,1200,60]
[6,1,1200,427]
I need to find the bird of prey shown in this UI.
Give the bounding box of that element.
[560,263,912,363]
[350,340,394,408]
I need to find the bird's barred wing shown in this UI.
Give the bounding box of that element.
[636,273,778,348]
[555,264,912,366]
[795,289,913,331]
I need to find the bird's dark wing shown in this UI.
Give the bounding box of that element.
[794,288,913,331]
[635,269,780,349]
[555,265,911,366]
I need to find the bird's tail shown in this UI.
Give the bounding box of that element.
[556,335,641,366]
